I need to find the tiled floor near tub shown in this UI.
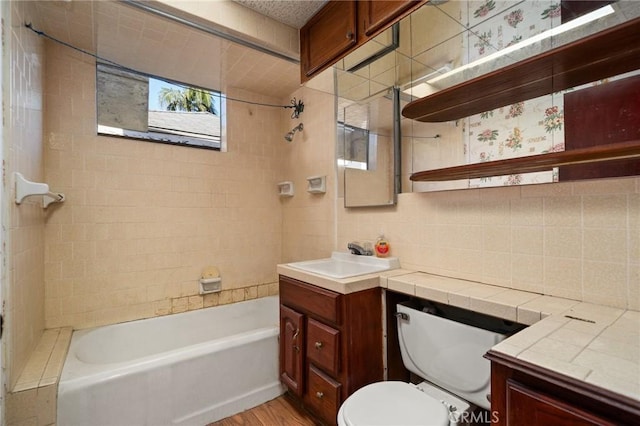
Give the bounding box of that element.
[209,394,318,425]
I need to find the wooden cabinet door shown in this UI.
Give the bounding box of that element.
[506,380,616,425]
[280,305,305,396]
[358,0,423,37]
[300,0,357,81]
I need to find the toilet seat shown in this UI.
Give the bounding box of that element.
[338,381,450,426]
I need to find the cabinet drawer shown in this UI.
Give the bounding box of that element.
[280,276,341,324]
[307,365,341,425]
[307,318,340,376]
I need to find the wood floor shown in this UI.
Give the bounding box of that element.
[209,394,319,426]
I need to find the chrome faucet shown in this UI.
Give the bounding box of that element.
[348,242,373,256]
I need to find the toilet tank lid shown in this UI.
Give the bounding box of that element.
[341,382,450,426]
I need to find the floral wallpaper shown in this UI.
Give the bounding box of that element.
[410,0,636,191]
[462,1,564,187]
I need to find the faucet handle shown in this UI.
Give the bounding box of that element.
[348,242,373,256]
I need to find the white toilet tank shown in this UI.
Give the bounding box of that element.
[396,301,522,410]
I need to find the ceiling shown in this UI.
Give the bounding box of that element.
[233,0,328,29]
[31,0,304,99]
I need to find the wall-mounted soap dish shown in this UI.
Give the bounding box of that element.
[306,176,326,194]
[199,277,222,295]
[278,181,294,197]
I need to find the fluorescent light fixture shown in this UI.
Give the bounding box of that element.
[402,64,452,98]
[404,3,615,99]
[427,4,615,85]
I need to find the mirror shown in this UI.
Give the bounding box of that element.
[401,0,640,192]
[332,0,640,197]
[336,26,403,207]
[338,89,399,207]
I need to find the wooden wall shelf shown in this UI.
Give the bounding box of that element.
[402,17,640,123]
[410,140,640,182]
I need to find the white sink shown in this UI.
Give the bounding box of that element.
[287,252,399,279]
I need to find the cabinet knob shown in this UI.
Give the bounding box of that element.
[346,31,353,40]
[315,341,323,349]
[316,391,324,399]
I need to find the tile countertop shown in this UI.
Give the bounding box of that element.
[277,267,640,403]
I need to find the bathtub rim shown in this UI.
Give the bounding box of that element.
[59,296,280,389]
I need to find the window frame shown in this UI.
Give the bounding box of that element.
[96,63,226,151]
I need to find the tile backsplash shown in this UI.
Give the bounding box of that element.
[339,177,639,310]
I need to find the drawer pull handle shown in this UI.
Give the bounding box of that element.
[315,341,323,349]
[293,345,300,352]
[316,391,324,399]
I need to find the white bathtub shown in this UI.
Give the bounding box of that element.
[57,296,283,426]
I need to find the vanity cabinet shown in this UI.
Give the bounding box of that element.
[487,351,640,425]
[279,275,383,425]
[300,0,425,82]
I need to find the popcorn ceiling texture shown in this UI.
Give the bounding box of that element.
[234,0,328,28]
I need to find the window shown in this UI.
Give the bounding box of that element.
[96,63,224,150]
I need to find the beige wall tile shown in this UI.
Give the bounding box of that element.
[583,228,627,263]
[544,227,582,259]
[544,196,582,227]
[483,225,511,252]
[544,258,582,300]
[42,43,286,329]
[582,194,628,228]
[511,254,544,293]
[510,197,543,226]
[582,261,628,309]
[5,0,47,391]
[629,265,640,311]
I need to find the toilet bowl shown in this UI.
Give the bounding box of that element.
[337,381,471,426]
[338,301,522,426]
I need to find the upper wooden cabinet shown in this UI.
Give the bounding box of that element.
[300,1,357,82]
[358,0,421,37]
[300,0,425,82]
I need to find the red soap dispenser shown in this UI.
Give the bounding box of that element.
[374,235,390,258]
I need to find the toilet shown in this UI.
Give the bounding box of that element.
[338,301,519,426]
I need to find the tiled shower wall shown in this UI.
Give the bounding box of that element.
[43,41,285,330]
[3,1,46,389]
[280,85,337,264]
[338,178,640,310]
